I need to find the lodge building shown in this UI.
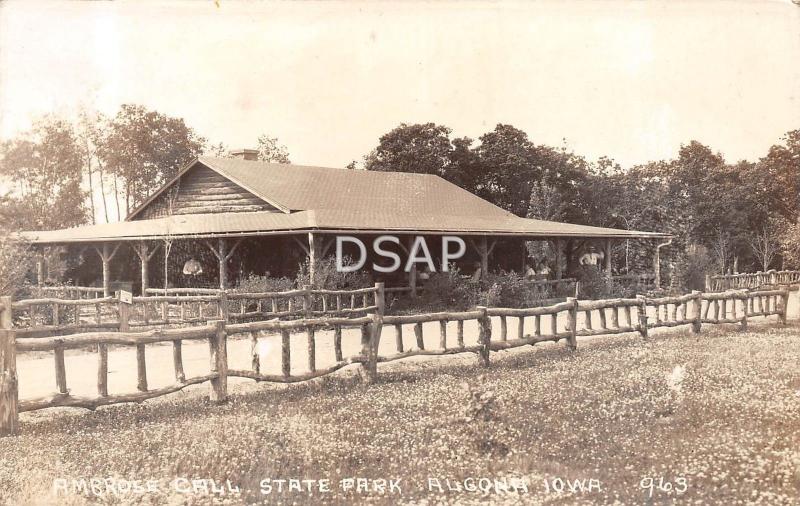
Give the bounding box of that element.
[21,150,668,295]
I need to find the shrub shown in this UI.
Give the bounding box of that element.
[574,266,632,299]
[295,256,373,290]
[478,270,555,308]
[671,245,714,292]
[392,268,478,312]
[234,274,295,293]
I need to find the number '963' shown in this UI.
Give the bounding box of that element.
[640,477,688,498]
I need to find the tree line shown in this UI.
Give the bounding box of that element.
[1,104,798,279]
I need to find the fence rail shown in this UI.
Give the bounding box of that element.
[707,270,800,292]
[0,282,793,436]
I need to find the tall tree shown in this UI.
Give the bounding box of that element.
[100,104,205,216]
[0,117,88,230]
[366,123,454,176]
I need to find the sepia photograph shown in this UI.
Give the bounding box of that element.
[0,0,799,504]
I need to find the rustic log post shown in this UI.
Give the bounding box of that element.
[566,297,578,350]
[636,295,649,338]
[691,291,702,334]
[173,340,186,383]
[97,341,108,397]
[439,320,447,350]
[209,320,228,402]
[308,232,321,286]
[603,238,612,276]
[476,306,491,367]
[281,329,291,378]
[360,317,380,384]
[0,296,18,436]
[250,331,260,374]
[739,291,749,331]
[553,239,563,279]
[704,274,711,292]
[95,242,122,297]
[133,242,159,295]
[136,343,147,392]
[779,285,789,325]
[205,238,243,291]
[375,282,385,317]
[457,320,465,348]
[54,341,67,394]
[35,249,45,286]
[218,290,229,321]
[302,285,315,372]
[217,238,227,290]
[414,322,424,349]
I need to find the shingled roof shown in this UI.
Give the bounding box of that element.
[22,157,669,244]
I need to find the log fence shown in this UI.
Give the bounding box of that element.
[707,270,800,292]
[0,283,792,436]
[11,285,383,337]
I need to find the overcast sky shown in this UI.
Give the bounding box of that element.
[1,0,798,169]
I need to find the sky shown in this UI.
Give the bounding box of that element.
[1,0,799,170]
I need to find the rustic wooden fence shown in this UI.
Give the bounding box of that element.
[0,284,792,436]
[33,285,106,299]
[706,270,800,292]
[11,285,382,337]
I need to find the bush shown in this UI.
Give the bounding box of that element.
[234,274,295,293]
[295,256,373,290]
[671,245,714,292]
[391,268,478,313]
[574,266,631,299]
[478,270,556,308]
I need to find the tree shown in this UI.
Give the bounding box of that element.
[365,123,453,176]
[759,129,800,220]
[473,124,541,216]
[748,224,780,271]
[100,104,206,216]
[256,135,290,163]
[0,117,88,230]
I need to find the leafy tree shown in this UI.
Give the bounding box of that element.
[100,104,206,216]
[473,124,541,216]
[758,129,800,220]
[256,135,290,163]
[366,123,453,176]
[0,117,88,230]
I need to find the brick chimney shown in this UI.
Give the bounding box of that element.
[230,148,259,161]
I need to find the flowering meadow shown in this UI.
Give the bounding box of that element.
[0,323,798,505]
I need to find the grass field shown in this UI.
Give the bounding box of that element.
[1,322,799,505]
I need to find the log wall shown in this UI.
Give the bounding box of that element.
[135,165,278,219]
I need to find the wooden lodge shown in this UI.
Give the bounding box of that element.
[20,150,669,295]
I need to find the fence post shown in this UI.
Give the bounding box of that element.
[302,285,312,318]
[209,320,228,402]
[476,306,491,367]
[738,290,748,331]
[218,291,229,322]
[0,296,18,436]
[704,274,710,292]
[360,319,378,384]
[691,291,702,334]
[779,285,789,325]
[566,297,578,350]
[375,282,385,317]
[118,296,130,332]
[636,295,649,339]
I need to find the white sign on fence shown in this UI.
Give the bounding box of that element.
[117,290,133,304]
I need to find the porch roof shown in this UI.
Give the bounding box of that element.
[20,209,669,245]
